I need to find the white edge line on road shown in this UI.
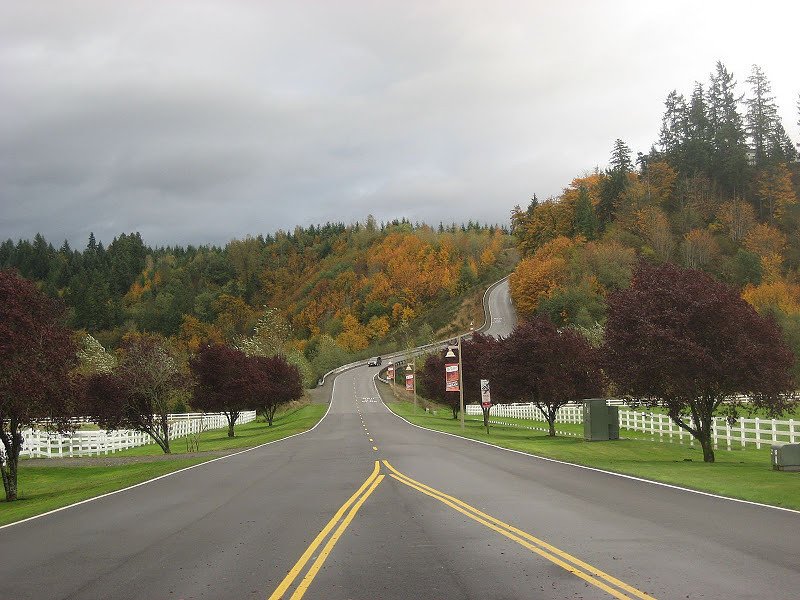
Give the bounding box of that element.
[371,373,800,516]
[0,378,338,531]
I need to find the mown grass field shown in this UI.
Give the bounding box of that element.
[1,403,327,527]
[114,404,326,456]
[380,387,800,511]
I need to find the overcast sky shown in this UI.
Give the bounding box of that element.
[1,1,798,248]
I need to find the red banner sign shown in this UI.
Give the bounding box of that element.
[387,364,394,378]
[405,373,414,391]
[445,363,459,392]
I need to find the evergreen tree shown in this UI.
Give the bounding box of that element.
[574,186,598,240]
[745,65,780,168]
[659,90,687,160]
[707,62,748,193]
[684,83,712,175]
[598,140,632,227]
[609,138,633,173]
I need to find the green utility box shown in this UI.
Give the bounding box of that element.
[771,444,800,471]
[583,399,620,441]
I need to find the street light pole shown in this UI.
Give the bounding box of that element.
[406,363,417,413]
[458,334,464,430]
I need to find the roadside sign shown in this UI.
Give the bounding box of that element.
[480,379,491,408]
[387,364,394,378]
[405,373,414,391]
[445,363,459,392]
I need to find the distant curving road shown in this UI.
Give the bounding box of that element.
[1,278,799,599]
[481,277,517,338]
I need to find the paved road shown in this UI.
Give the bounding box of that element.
[481,277,516,338]
[2,282,799,599]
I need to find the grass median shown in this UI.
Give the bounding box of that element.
[1,403,328,526]
[379,386,800,511]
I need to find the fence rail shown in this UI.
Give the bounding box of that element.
[465,403,799,449]
[20,411,257,458]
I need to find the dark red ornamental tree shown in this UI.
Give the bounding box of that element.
[603,262,795,463]
[489,317,603,437]
[0,269,80,501]
[86,333,188,454]
[190,344,252,437]
[244,355,303,426]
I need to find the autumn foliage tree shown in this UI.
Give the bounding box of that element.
[488,318,603,436]
[86,333,188,454]
[0,269,79,501]
[603,262,795,462]
[190,344,251,437]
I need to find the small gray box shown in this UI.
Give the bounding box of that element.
[583,399,619,441]
[771,444,800,471]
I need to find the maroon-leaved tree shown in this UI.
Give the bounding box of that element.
[489,317,603,436]
[85,333,187,454]
[603,261,795,462]
[245,355,303,426]
[190,344,251,437]
[0,268,79,501]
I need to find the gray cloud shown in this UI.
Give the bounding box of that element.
[1,1,798,247]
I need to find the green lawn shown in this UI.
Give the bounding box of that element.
[0,459,206,526]
[114,404,327,456]
[1,403,328,526]
[382,392,800,511]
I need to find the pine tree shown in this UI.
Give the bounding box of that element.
[745,65,780,168]
[609,139,633,173]
[684,83,712,175]
[659,90,687,159]
[707,62,748,193]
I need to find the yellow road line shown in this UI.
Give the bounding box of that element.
[267,462,380,600]
[383,461,657,600]
[290,475,385,599]
[372,446,378,451]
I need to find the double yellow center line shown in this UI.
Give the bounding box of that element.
[268,460,657,600]
[267,461,384,600]
[383,460,657,600]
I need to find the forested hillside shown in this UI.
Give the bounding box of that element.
[1,219,514,381]
[509,62,800,376]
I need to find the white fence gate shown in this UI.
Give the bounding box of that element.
[20,411,257,458]
[466,403,799,449]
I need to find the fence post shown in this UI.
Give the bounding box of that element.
[725,420,731,451]
[755,417,761,449]
[791,419,796,444]
[712,419,718,450]
[740,417,746,448]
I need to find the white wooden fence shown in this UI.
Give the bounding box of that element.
[20,411,257,458]
[466,403,799,449]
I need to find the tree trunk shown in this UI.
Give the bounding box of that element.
[267,406,276,426]
[548,419,556,437]
[698,428,715,463]
[0,423,22,501]
[482,406,490,435]
[452,405,458,419]
[160,413,171,454]
[1,458,18,502]
[226,412,237,438]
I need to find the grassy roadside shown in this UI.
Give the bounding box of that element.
[378,384,800,511]
[1,403,328,527]
[114,404,327,456]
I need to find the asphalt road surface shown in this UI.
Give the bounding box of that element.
[1,284,799,599]
[481,277,516,338]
